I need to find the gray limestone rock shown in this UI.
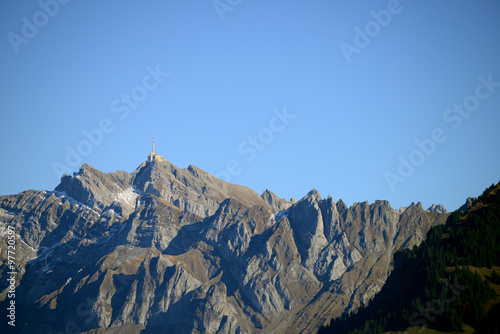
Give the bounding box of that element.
[0,160,450,334]
[427,203,448,214]
[459,196,476,213]
[261,189,294,213]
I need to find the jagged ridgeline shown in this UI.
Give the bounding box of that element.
[319,182,500,334]
[0,158,450,333]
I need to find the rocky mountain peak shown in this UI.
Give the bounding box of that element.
[55,163,131,211]
[427,203,447,214]
[404,201,424,212]
[261,189,293,212]
[459,196,476,213]
[302,189,322,203]
[336,198,348,212]
[373,199,391,208]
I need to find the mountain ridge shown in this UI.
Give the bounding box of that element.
[0,158,450,333]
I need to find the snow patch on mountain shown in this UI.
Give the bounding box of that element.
[116,187,141,209]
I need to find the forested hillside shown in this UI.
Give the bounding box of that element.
[320,182,500,334]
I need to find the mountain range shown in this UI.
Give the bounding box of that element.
[0,158,451,333]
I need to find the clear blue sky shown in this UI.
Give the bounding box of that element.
[1,0,499,211]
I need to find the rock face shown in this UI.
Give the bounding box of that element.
[56,160,265,220]
[427,204,447,214]
[0,159,449,334]
[261,189,294,212]
[458,197,476,213]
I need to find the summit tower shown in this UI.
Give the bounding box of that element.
[148,132,164,162]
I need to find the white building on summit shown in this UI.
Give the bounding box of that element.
[148,133,164,162]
